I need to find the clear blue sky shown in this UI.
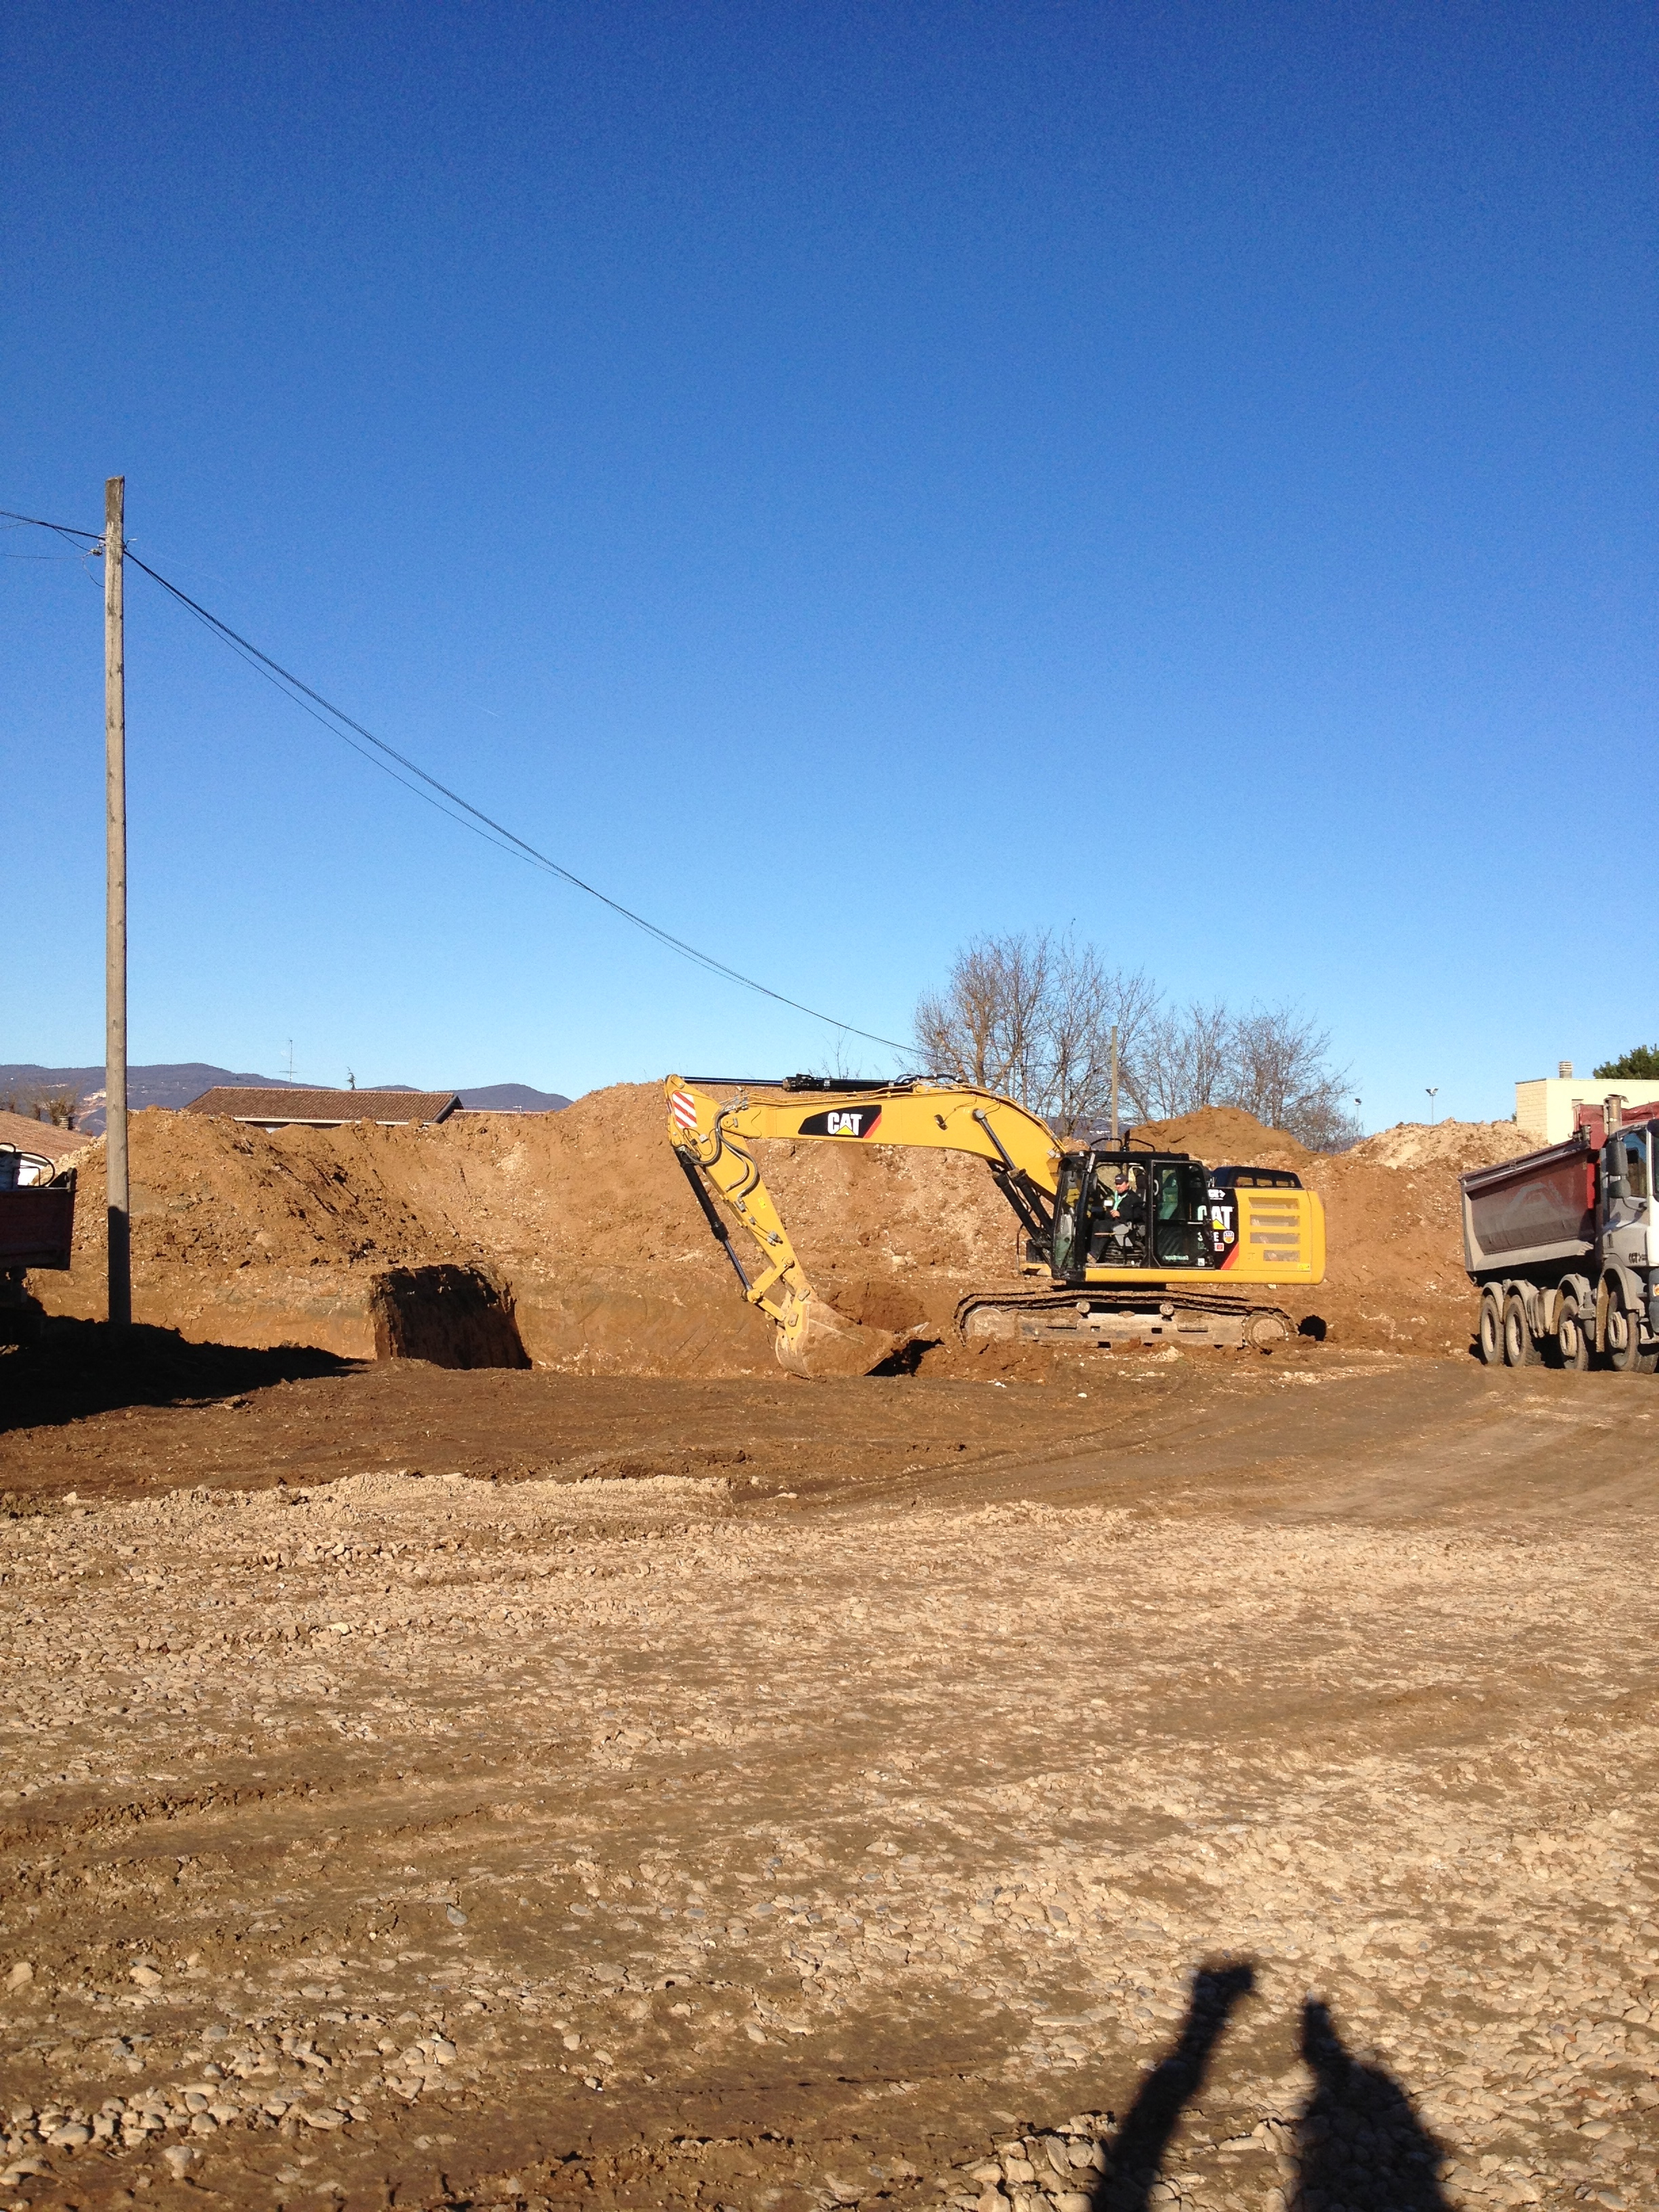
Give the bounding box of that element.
[5,3,1654,1125]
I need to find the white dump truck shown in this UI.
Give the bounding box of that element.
[1462,1095,1659,1371]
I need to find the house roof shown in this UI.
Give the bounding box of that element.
[0,1110,91,1162]
[184,1086,460,1126]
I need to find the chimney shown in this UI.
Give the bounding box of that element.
[1606,1094,1625,1134]
[1558,1059,1573,1079]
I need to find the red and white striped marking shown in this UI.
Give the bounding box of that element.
[670,1089,699,1131]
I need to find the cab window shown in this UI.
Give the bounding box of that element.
[1624,1130,1652,1201]
[1051,1164,1085,1273]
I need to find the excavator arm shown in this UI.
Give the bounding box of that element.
[665,1076,1063,1375]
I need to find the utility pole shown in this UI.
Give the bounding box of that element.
[104,476,131,1327]
[1109,1025,1120,1145]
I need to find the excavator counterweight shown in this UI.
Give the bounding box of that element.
[665,1074,1324,1376]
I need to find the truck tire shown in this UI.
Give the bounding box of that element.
[1478,1288,1504,1366]
[1502,1290,1537,1368]
[1555,1292,1591,1372]
[1605,1285,1658,1374]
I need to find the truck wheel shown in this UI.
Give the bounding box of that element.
[1502,1291,1536,1367]
[1478,1289,1504,1366]
[1555,1293,1591,1372]
[1605,1286,1659,1374]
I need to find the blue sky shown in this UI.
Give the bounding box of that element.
[5,2,1654,1125]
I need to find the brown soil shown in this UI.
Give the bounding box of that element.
[1,1353,1654,2212]
[28,1090,1532,1371]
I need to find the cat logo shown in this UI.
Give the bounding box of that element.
[796,1105,883,1139]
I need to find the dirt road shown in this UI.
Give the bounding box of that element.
[1,1347,1656,2212]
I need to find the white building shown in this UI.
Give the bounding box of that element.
[1515,1063,1659,1146]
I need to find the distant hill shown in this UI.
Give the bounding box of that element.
[0,1063,569,1136]
[455,1083,573,1113]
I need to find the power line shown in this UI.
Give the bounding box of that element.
[1,504,911,1057]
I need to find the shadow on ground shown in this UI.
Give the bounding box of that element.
[1087,1968,1450,2212]
[1090,1963,1254,2209]
[0,1317,356,1433]
[1291,1995,1450,2211]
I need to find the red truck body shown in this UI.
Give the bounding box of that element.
[0,1181,77,1272]
[1460,1100,1659,1370]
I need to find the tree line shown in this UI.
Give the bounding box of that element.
[913,930,1361,1151]
[0,1089,79,1128]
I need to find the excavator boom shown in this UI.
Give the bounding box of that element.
[664,1076,1059,1374]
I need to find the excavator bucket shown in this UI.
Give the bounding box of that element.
[774,1294,903,1379]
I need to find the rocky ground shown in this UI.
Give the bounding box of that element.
[1,1345,1656,2212]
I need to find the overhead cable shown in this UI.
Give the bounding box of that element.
[0,505,910,1057]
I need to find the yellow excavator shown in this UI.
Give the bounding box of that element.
[665,1073,1325,1376]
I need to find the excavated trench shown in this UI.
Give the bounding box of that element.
[367,1264,529,1369]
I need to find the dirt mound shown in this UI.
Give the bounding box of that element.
[1,1317,353,1435]
[1128,1105,1312,1171]
[1349,1119,1532,1172]
[29,1088,1534,1371]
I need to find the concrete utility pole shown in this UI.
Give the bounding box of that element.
[1109,1025,1120,1146]
[104,476,130,1327]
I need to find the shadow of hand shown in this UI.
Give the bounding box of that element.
[1090,1963,1254,2211]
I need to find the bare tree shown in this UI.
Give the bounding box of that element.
[1227,1004,1359,1151]
[914,930,1158,1134]
[916,933,1046,1099]
[918,938,1359,1150]
[0,1089,78,1128]
[1131,998,1233,1121]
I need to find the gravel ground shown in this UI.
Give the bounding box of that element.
[1,1352,1656,2211]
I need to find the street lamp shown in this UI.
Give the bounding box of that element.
[1426,1086,1439,1125]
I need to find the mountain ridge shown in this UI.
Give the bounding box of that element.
[0,1064,571,1136]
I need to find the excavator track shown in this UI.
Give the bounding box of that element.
[954,1286,1298,1353]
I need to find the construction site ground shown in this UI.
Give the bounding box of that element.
[2,1340,1656,2212]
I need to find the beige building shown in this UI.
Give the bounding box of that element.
[1515,1064,1659,1147]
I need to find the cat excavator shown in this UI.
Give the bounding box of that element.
[664,1073,1325,1376]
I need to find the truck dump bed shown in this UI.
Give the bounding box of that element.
[1460,1136,1596,1277]
[0,1169,78,1273]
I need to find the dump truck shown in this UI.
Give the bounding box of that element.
[0,1142,77,1347]
[665,1073,1325,1375]
[1462,1093,1659,1372]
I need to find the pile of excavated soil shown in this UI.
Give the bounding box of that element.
[29,1089,1531,1370]
[1349,1118,1534,1172]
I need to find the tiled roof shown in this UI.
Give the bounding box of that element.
[183,1087,459,1124]
[0,1110,91,1162]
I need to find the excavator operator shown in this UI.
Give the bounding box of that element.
[1088,1162,1146,1266]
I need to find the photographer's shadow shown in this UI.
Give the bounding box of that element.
[1086,1976,1450,2212]
[1292,1996,1449,2211]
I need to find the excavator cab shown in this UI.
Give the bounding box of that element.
[1052,1149,1217,1284]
